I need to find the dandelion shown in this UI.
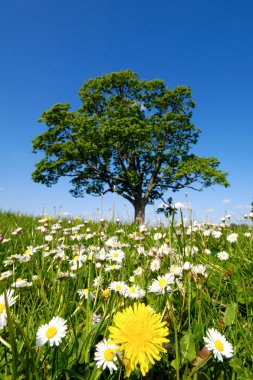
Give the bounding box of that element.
[109,303,169,376]
[203,328,233,362]
[0,289,18,329]
[94,339,119,374]
[36,316,67,347]
[217,251,230,260]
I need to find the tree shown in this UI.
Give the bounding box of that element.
[32,70,229,222]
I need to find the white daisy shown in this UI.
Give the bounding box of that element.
[36,316,67,347]
[227,233,238,243]
[77,289,95,300]
[94,339,119,374]
[106,249,125,263]
[109,281,127,294]
[148,273,174,294]
[0,289,18,329]
[150,259,161,271]
[12,278,32,287]
[217,251,230,260]
[123,285,146,299]
[203,328,233,362]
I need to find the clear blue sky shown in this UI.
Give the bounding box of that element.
[1,0,252,223]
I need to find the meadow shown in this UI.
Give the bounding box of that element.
[0,210,252,379]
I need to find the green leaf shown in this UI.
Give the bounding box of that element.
[223,303,237,326]
[180,331,196,363]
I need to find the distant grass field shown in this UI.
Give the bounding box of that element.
[0,210,252,379]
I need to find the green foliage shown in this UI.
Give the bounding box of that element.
[32,70,229,221]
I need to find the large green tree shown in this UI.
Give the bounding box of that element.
[32,70,229,222]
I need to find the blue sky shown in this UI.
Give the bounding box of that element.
[0,0,252,223]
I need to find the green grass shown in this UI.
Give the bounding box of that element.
[0,210,252,379]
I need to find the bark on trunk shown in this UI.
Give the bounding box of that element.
[134,199,146,224]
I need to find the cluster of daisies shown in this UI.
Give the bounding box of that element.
[0,215,250,377]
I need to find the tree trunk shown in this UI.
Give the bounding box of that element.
[134,199,146,224]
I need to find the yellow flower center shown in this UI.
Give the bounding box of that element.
[214,339,224,351]
[74,255,79,260]
[158,278,167,287]
[115,285,122,291]
[103,348,115,361]
[129,287,136,293]
[0,303,5,314]
[16,278,23,282]
[46,326,57,339]
[24,249,30,255]
[112,252,118,257]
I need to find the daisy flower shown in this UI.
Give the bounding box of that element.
[148,273,174,295]
[12,278,32,287]
[217,251,230,260]
[0,289,18,329]
[227,233,238,243]
[109,303,169,376]
[36,316,67,347]
[106,249,125,263]
[203,328,233,362]
[124,285,146,299]
[94,339,119,374]
[77,288,95,299]
[109,281,127,294]
[150,259,160,271]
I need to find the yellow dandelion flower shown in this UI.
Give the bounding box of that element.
[108,303,169,376]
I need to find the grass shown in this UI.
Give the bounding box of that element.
[0,210,252,379]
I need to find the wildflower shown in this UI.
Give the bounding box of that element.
[69,253,87,270]
[0,289,18,329]
[148,273,174,295]
[45,235,53,242]
[170,264,183,277]
[217,251,230,260]
[101,288,111,300]
[244,232,251,237]
[77,289,94,299]
[154,232,163,241]
[36,316,67,347]
[94,339,119,374]
[109,303,169,376]
[203,328,233,362]
[106,249,125,263]
[150,259,161,271]
[12,278,32,287]
[212,230,222,239]
[104,264,121,272]
[109,281,127,294]
[185,245,199,256]
[0,270,12,281]
[133,266,143,276]
[227,233,238,243]
[92,313,102,325]
[124,285,146,299]
[192,265,207,277]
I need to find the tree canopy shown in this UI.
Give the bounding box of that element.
[32,70,229,222]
